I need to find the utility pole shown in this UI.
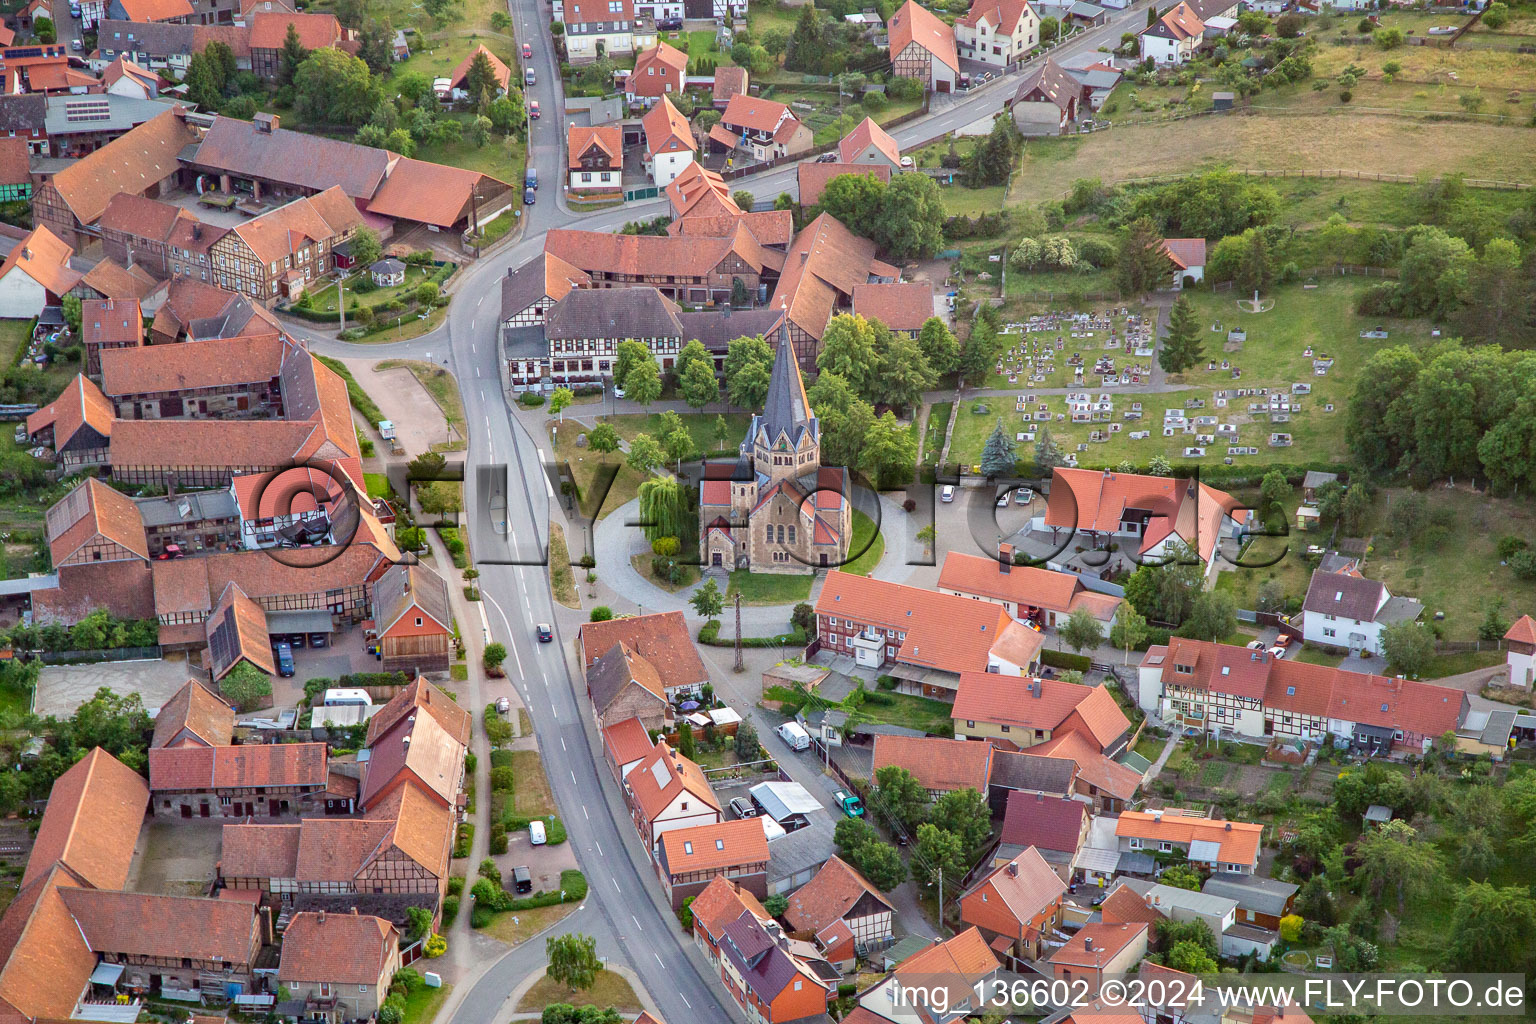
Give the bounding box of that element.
[733,592,744,672]
[337,272,345,334]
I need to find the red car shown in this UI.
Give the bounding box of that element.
[529,100,540,118]
[522,42,532,58]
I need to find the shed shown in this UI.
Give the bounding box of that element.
[1211,90,1234,110]
[1363,804,1393,825]
[750,780,823,825]
[370,257,406,287]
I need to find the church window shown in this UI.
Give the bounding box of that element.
[777,526,785,542]
[788,526,796,543]
[764,524,772,543]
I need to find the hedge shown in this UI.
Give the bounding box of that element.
[440,895,460,929]
[314,356,385,426]
[453,822,474,859]
[470,869,588,921]
[489,749,514,769]
[502,813,567,845]
[1041,649,1091,671]
[338,671,410,689]
[698,620,808,648]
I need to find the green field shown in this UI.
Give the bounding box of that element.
[727,569,813,605]
[841,509,884,575]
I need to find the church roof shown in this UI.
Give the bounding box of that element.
[753,322,817,450]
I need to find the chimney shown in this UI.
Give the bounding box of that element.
[317,909,326,924]
[999,542,1013,573]
[21,247,30,261]
[1085,936,1094,951]
[350,906,359,914]
[1030,678,1042,698]
[192,224,202,240]
[1007,861,1019,877]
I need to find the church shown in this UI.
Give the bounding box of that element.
[699,329,851,574]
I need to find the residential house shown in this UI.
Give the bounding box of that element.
[1140,1,1203,64]
[1161,237,1206,287]
[499,251,590,327]
[628,40,687,103]
[955,0,1039,68]
[1508,615,1535,689]
[447,44,511,101]
[1202,874,1298,931]
[937,549,1123,629]
[888,0,959,92]
[581,611,710,699]
[568,123,624,192]
[959,845,1067,963]
[713,65,748,107]
[95,21,254,72]
[249,12,348,78]
[357,704,465,813]
[850,281,934,339]
[277,910,402,1020]
[769,213,897,368]
[204,185,363,304]
[148,741,328,817]
[796,161,890,207]
[1049,921,1148,990]
[587,641,671,733]
[1300,566,1423,657]
[102,56,169,98]
[204,580,278,681]
[0,137,31,202]
[1138,637,1468,753]
[32,105,199,249]
[542,226,782,309]
[626,740,722,855]
[26,376,113,475]
[837,116,901,170]
[95,192,195,276]
[857,927,1001,1024]
[563,0,635,63]
[642,95,697,188]
[692,874,772,968]
[951,672,1131,754]
[1062,60,1122,111]
[0,93,47,153]
[815,571,1044,697]
[0,45,99,95]
[714,94,812,162]
[986,748,1078,810]
[715,908,835,1023]
[872,734,993,800]
[783,856,895,966]
[1129,879,1237,936]
[1027,729,1142,813]
[1116,808,1263,874]
[657,817,770,909]
[370,562,452,674]
[991,790,1088,878]
[602,716,655,781]
[80,297,141,376]
[0,224,81,318]
[152,678,234,748]
[106,0,193,21]
[1008,56,1079,134]
[76,258,163,309]
[1041,467,1249,577]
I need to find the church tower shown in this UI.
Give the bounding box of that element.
[746,324,820,486]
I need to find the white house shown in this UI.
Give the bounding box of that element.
[567,123,623,193]
[641,95,697,188]
[1140,1,1203,64]
[562,0,635,63]
[1506,615,1535,689]
[1299,567,1423,657]
[888,0,960,92]
[1161,237,1206,288]
[626,742,722,856]
[954,0,1040,68]
[0,226,81,321]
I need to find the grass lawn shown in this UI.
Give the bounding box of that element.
[0,679,30,718]
[631,552,701,592]
[938,183,1007,217]
[402,981,452,1024]
[1412,648,1505,679]
[550,424,644,521]
[364,473,393,499]
[841,510,884,576]
[417,128,526,181]
[854,690,955,735]
[1132,733,1165,762]
[510,750,556,816]
[1290,645,1345,668]
[377,359,468,443]
[727,570,812,606]
[603,412,752,456]
[515,969,641,1013]
[309,265,442,314]
[749,0,802,38]
[549,521,580,609]
[481,901,579,946]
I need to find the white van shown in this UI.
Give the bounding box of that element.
[529,820,547,845]
[776,722,811,752]
[322,687,371,707]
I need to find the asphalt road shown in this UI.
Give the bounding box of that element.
[297,1,1160,1019]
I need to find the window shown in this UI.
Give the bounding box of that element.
[716,838,724,850]
[1286,686,1295,696]
[415,616,423,626]
[1001,724,1011,733]
[788,526,796,543]
[1159,841,1174,852]
[684,841,693,854]
[966,720,975,728]
[1323,627,1336,638]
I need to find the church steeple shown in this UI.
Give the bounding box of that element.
[756,321,817,450]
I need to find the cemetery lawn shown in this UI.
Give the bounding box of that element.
[951,280,1436,471]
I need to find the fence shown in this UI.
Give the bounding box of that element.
[37,646,163,664]
[1212,263,1400,291]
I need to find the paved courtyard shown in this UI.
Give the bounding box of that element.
[34,654,195,718]
[125,819,222,898]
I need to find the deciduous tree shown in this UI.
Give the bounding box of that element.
[546,933,603,992]
[1060,606,1104,654]
[917,317,960,377]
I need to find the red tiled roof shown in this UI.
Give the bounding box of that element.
[838,116,900,166]
[999,790,1086,853]
[768,214,881,343]
[0,225,80,297]
[27,373,112,447]
[938,551,1089,615]
[367,157,504,229]
[962,845,1067,928]
[114,0,193,20]
[634,39,688,77]
[1161,237,1206,270]
[783,855,893,934]
[148,742,328,792]
[358,707,463,809]
[603,716,655,768]
[957,0,1036,34]
[1507,614,1536,644]
[580,612,707,691]
[642,95,696,159]
[873,735,992,794]
[817,571,1020,676]
[568,124,621,170]
[278,910,397,986]
[1100,882,1167,925]
[47,108,199,225]
[220,822,301,879]
[1116,809,1262,866]
[365,676,471,748]
[152,679,235,748]
[44,475,148,566]
[60,889,257,963]
[628,741,719,823]
[713,65,748,103]
[1044,467,1246,563]
[1154,2,1203,40]
[690,875,770,938]
[449,44,511,92]
[1027,730,1142,801]
[249,11,342,49]
[720,93,791,133]
[888,0,959,71]
[0,137,28,187]
[953,672,1105,736]
[23,747,148,891]
[1051,921,1146,967]
[660,818,768,875]
[850,281,933,332]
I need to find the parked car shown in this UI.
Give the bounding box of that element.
[512,865,532,893]
[941,485,955,503]
[524,67,535,86]
[524,187,536,205]
[12,425,27,444]
[996,492,1010,508]
[496,696,510,714]
[776,722,811,751]
[70,37,81,50]
[536,622,553,642]
[1267,646,1287,659]
[1015,487,1033,505]
[274,642,295,677]
[1247,640,1266,651]
[729,796,757,819]
[529,100,539,118]
[833,789,864,817]
[528,820,547,845]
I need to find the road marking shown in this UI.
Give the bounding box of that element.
[481,592,522,679]
[475,366,481,378]
[596,840,603,856]
[680,994,691,1009]
[654,953,665,968]
[631,915,640,929]
[571,769,577,784]
[560,735,566,751]
[611,878,621,893]
[471,318,476,329]
[582,805,588,820]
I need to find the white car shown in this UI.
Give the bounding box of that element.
[941,485,955,503]
[996,492,1010,508]
[613,385,626,399]
[1247,640,1266,651]
[1267,646,1287,659]
[1015,487,1033,505]
[496,696,510,714]
[529,820,547,845]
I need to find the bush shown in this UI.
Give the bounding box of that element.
[490,765,515,791]
[862,91,887,112]
[590,606,613,621]
[453,822,474,858]
[489,822,508,854]
[520,392,546,407]
[440,895,460,929]
[1041,649,1092,671]
[698,620,808,648]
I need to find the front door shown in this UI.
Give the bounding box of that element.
[712,552,722,566]
[180,803,191,819]
[199,802,210,817]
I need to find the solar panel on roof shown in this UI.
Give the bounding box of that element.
[65,98,112,123]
